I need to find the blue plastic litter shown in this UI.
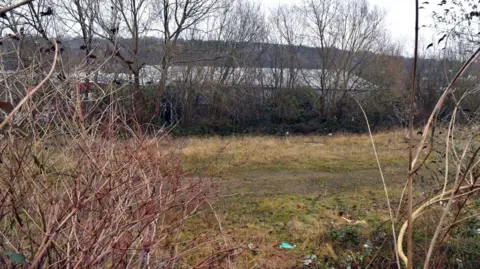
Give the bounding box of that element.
[279,242,296,249]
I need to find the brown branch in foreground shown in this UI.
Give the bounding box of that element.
[398,44,480,269]
[406,1,419,268]
[0,40,59,130]
[0,0,34,17]
[398,184,480,265]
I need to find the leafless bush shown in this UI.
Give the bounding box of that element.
[0,45,218,269]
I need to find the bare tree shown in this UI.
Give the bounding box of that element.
[57,0,98,62]
[151,0,221,120]
[206,0,268,124]
[269,4,304,89]
[300,0,387,119]
[158,0,269,127]
[93,0,156,130]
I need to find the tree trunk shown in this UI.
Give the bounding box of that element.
[154,70,167,121]
[154,45,170,121]
[133,72,142,135]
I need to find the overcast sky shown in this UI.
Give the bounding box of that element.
[259,0,437,50]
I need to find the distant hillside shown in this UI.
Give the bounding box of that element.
[2,35,474,78]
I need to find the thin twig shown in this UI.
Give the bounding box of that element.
[349,93,400,268]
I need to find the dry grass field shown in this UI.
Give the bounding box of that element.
[176,131,420,268]
[181,130,410,174]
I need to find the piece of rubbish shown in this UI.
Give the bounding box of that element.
[340,216,368,226]
[341,216,353,223]
[279,242,296,249]
[248,243,258,256]
[2,252,26,264]
[363,240,373,254]
[456,258,464,268]
[304,254,317,266]
[363,240,372,248]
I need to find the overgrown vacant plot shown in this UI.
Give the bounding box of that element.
[178,131,416,268]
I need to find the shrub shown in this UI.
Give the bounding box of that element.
[0,72,217,268]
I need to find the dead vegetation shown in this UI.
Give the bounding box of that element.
[181,131,411,175]
[0,43,221,269]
